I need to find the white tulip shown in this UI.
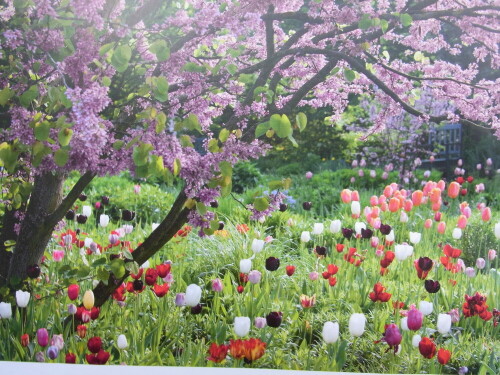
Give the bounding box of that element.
[234,316,251,337]
[301,231,311,243]
[184,284,202,307]
[354,222,366,236]
[251,239,265,253]
[99,214,110,227]
[452,228,462,239]
[349,313,366,337]
[117,334,128,349]
[419,301,433,316]
[0,302,12,319]
[412,334,422,347]
[322,321,339,344]
[400,211,408,223]
[15,290,30,308]
[409,232,421,244]
[401,317,409,331]
[437,313,452,334]
[330,220,342,233]
[312,223,324,235]
[494,223,500,239]
[240,259,252,273]
[386,230,395,242]
[395,243,413,261]
[82,205,92,217]
[351,201,361,216]
[84,237,93,248]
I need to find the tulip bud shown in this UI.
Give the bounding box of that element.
[51,334,64,351]
[386,230,395,242]
[0,302,12,319]
[82,205,92,217]
[266,311,283,327]
[330,220,341,233]
[488,249,497,261]
[305,171,313,179]
[251,239,265,253]
[400,211,408,223]
[117,334,128,349]
[437,222,446,234]
[239,259,252,273]
[83,290,95,310]
[234,317,251,337]
[465,267,475,278]
[175,293,185,306]
[407,308,423,330]
[475,258,485,270]
[211,278,223,292]
[400,317,409,331]
[184,284,202,307]
[15,290,30,308]
[322,321,340,344]
[68,304,77,315]
[309,271,319,281]
[437,313,452,334]
[348,313,366,337]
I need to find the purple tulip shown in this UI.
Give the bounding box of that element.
[175,293,185,306]
[254,317,267,329]
[248,270,262,284]
[37,328,49,347]
[407,308,423,331]
[211,278,223,292]
[384,323,402,348]
[47,345,59,360]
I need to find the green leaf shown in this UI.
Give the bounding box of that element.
[102,76,111,87]
[96,268,109,285]
[196,202,207,215]
[113,140,124,150]
[110,259,126,279]
[182,62,207,73]
[54,148,69,167]
[149,155,165,177]
[0,87,14,106]
[173,158,181,176]
[152,76,169,102]
[20,85,39,107]
[253,197,269,212]
[32,141,51,167]
[270,114,292,138]
[219,161,232,177]
[380,19,389,33]
[111,45,132,73]
[149,40,170,61]
[99,43,114,56]
[255,122,271,138]
[344,69,356,82]
[132,143,154,167]
[219,128,230,143]
[179,135,194,148]
[156,112,167,133]
[34,121,50,141]
[207,138,219,153]
[358,14,372,30]
[58,128,73,146]
[184,114,202,132]
[296,112,307,132]
[288,134,298,148]
[400,13,413,27]
[226,64,238,75]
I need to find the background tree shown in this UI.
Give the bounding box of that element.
[0,0,499,307]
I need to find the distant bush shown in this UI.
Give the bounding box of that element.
[232,162,262,193]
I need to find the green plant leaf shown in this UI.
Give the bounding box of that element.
[400,13,413,27]
[54,148,69,167]
[344,69,356,82]
[296,112,307,132]
[111,45,132,73]
[270,114,292,138]
[253,197,269,212]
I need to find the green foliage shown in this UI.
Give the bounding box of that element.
[231,162,262,194]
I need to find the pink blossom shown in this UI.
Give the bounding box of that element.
[52,250,65,262]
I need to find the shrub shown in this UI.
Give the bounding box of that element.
[232,162,262,193]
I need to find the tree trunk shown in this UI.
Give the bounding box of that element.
[0,208,18,286]
[7,173,66,282]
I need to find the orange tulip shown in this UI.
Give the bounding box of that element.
[404,200,413,212]
[340,189,352,204]
[429,188,442,204]
[437,222,446,234]
[412,190,423,206]
[447,181,460,199]
[388,197,400,213]
[457,215,467,229]
[383,185,393,198]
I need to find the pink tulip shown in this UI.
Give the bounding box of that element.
[340,189,352,204]
[434,212,442,222]
[488,249,497,261]
[447,182,460,199]
[52,250,65,262]
[383,186,393,198]
[481,207,491,222]
[462,206,472,218]
[412,190,423,206]
[309,272,319,281]
[424,219,433,229]
[37,328,49,347]
[437,222,446,234]
[370,195,378,206]
[457,215,467,229]
[351,190,360,202]
[305,171,313,179]
[407,308,423,331]
[486,158,493,166]
[404,200,413,212]
[437,180,446,191]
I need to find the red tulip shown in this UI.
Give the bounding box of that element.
[67,284,80,301]
[20,334,29,347]
[156,263,171,278]
[207,343,229,363]
[65,353,77,363]
[285,265,296,276]
[87,337,102,354]
[145,268,159,286]
[152,283,170,297]
[77,325,87,339]
[243,338,266,361]
[437,348,451,365]
[418,337,436,359]
[369,282,391,303]
[86,349,110,365]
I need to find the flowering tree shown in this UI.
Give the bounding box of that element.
[0,0,499,306]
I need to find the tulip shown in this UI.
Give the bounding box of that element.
[117,334,128,349]
[351,201,361,216]
[312,223,324,235]
[77,325,87,338]
[15,290,30,308]
[409,232,421,244]
[400,211,408,223]
[211,278,223,292]
[477,163,482,170]
[419,301,433,316]
[351,160,358,168]
[395,243,413,261]
[248,270,262,284]
[330,219,341,233]
[382,171,388,180]
[47,345,59,360]
[419,337,437,359]
[50,334,64,351]
[424,219,433,229]
[482,207,491,222]
[437,313,452,334]
[309,271,319,281]
[388,197,399,213]
[234,317,251,337]
[266,311,283,328]
[87,337,102,354]
[240,259,252,273]
[68,304,77,315]
[305,171,313,179]
[452,228,462,239]
[386,230,395,242]
[82,205,92,217]
[437,348,451,365]
[447,181,460,199]
[474,258,485,270]
[494,223,500,239]
[437,222,446,234]
[36,351,45,362]
[285,265,296,276]
[465,267,476,278]
[37,328,49,347]
[175,293,185,306]
[458,367,469,375]
[488,249,497,261]
[412,334,422,348]
[83,290,95,310]
[369,170,376,178]
[342,228,353,239]
[340,189,352,203]
[370,236,379,247]
[53,249,65,262]
[407,308,423,330]
[354,222,366,236]
[400,317,409,331]
[348,313,366,337]
[251,239,265,253]
[27,264,41,279]
[384,324,402,349]
[424,280,441,293]
[185,284,202,307]
[300,231,311,242]
[403,200,413,212]
[67,284,80,301]
[322,321,340,344]
[254,317,267,329]
[99,214,110,227]
[302,202,312,211]
[0,302,12,319]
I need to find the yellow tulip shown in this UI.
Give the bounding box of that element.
[83,290,94,310]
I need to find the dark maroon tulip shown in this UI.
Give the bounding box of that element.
[191,304,202,314]
[361,228,373,239]
[265,257,280,271]
[424,280,441,293]
[379,224,392,235]
[266,311,283,327]
[418,257,433,272]
[101,196,110,205]
[121,210,135,221]
[302,202,312,211]
[87,337,102,354]
[27,264,41,279]
[342,228,353,239]
[133,279,144,291]
[279,203,288,212]
[76,214,88,224]
[79,193,87,201]
[210,200,219,208]
[314,246,327,257]
[218,221,225,230]
[65,210,75,220]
